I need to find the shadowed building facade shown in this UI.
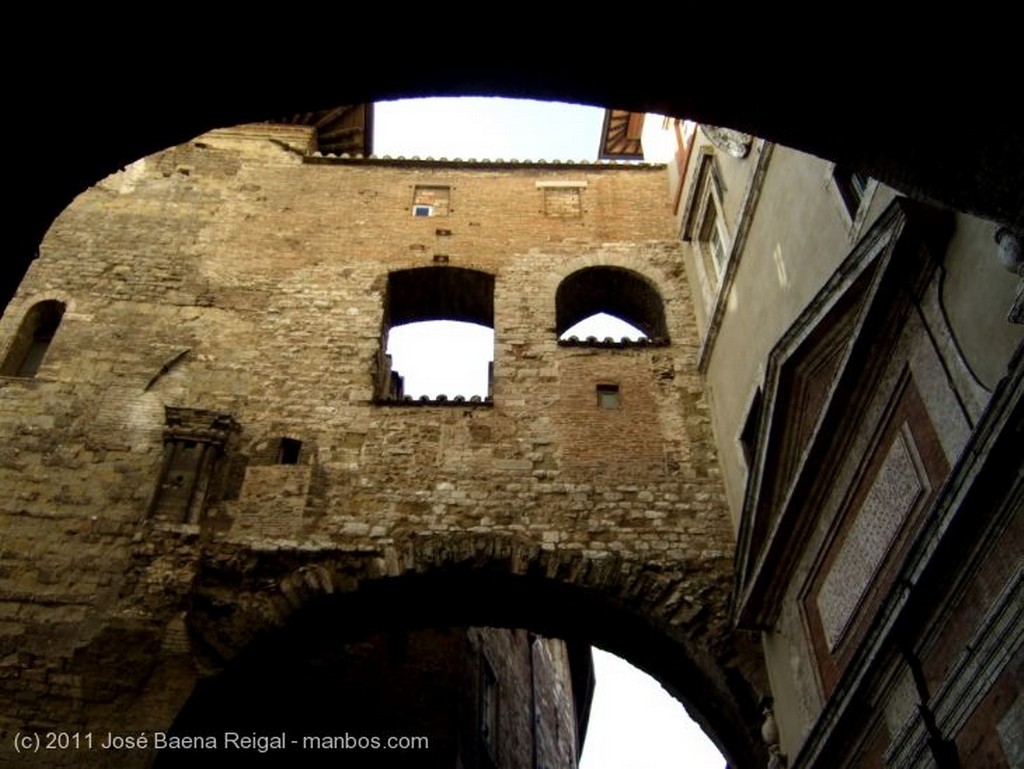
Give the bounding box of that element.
[647,117,1022,768]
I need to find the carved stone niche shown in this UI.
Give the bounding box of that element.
[147,406,237,524]
[700,125,753,159]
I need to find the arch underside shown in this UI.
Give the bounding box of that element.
[386,267,495,328]
[8,52,1021,312]
[175,534,766,768]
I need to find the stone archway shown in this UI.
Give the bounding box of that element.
[6,67,1018,767]
[8,50,1022,309]
[166,531,765,768]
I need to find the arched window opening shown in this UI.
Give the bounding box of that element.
[1,299,66,377]
[378,267,495,403]
[555,267,667,345]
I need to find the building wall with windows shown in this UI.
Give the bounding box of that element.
[660,116,1023,768]
[0,124,763,767]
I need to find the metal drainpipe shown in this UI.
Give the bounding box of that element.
[898,641,961,769]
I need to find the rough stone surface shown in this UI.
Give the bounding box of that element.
[0,125,765,767]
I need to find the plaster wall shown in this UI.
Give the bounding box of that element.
[702,146,869,520]
[940,215,1023,389]
[671,132,1021,764]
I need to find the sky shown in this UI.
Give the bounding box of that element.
[374,97,606,162]
[375,97,726,769]
[585,649,726,769]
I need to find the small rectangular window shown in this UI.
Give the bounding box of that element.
[278,438,301,465]
[700,205,728,276]
[597,383,620,409]
[412,185,450,217]
[833,167,870,218]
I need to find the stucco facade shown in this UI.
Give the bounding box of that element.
[662,118,1023,768]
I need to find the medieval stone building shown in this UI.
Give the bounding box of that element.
[0,119,752,767]
[1,101,1020,769]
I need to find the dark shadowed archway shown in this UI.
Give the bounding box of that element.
[165,533,765,768]
[8,45,1022,310]
[386,267,495,328]
[5,42,1020,769]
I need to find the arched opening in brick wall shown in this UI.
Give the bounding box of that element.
[556,267,668,343]
[162,540,761,768]
[378,266,495,402]
[0,299,65,377]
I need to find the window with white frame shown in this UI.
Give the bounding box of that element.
[698,201,729,279]
[687,154,731,291]
[411,185,450,217]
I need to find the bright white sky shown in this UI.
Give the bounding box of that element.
[585,649,727,769]
[375,96,606,161]
[375,97,725,769]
